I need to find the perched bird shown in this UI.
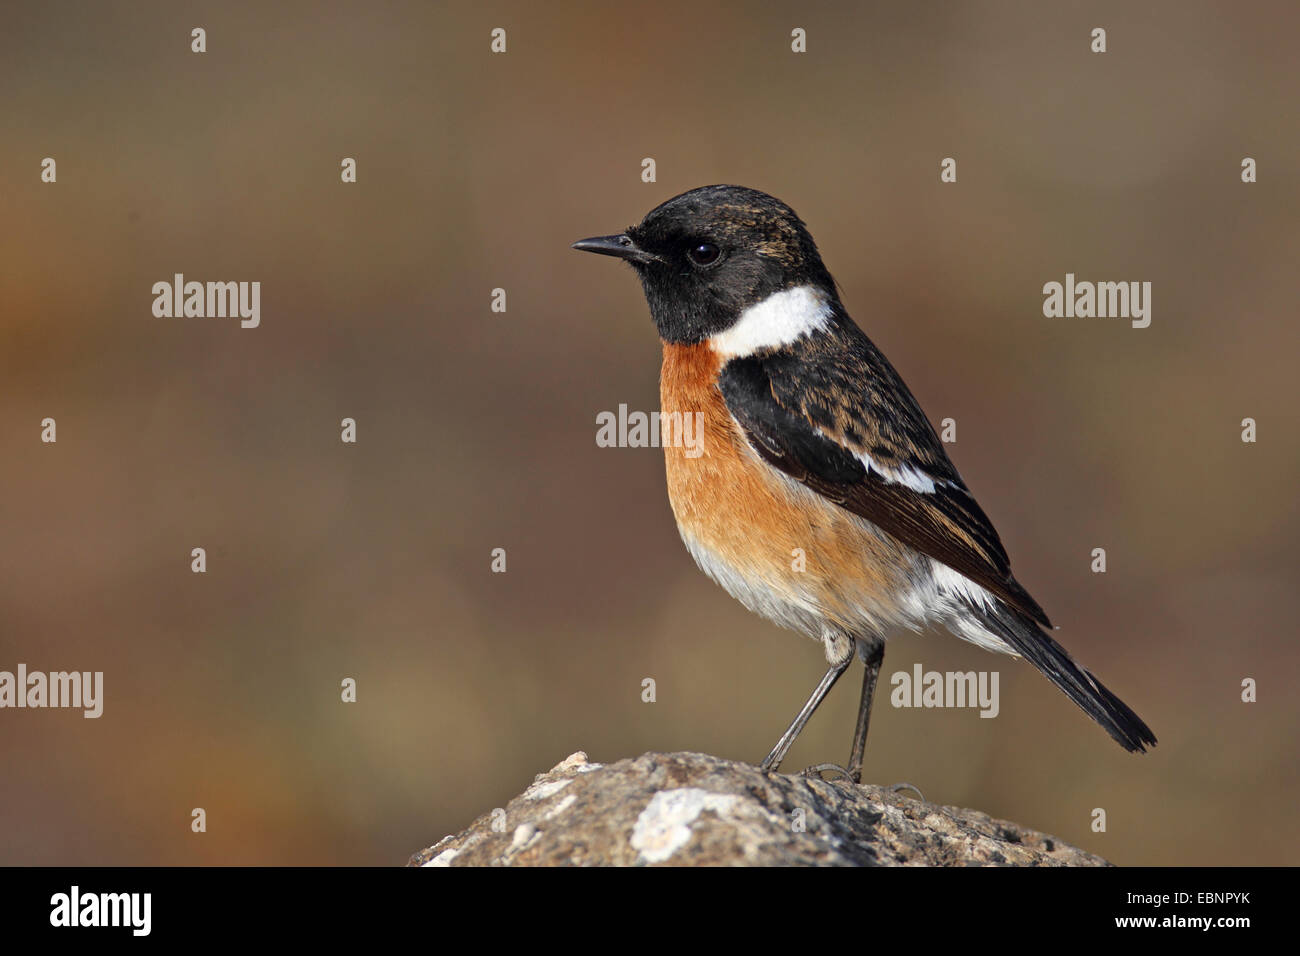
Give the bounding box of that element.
[573,185,1155,780]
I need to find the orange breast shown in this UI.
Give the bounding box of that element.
[659,343,907,634]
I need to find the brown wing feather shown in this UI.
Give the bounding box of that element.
[718,328,1052,629]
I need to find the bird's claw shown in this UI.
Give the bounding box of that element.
[799,762,856,783]
[886,782,925,801]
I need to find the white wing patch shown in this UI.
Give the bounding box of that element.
[806,424,953,495]
[852,452,950,494]
[713,285,950,496]
[708,284,833,358]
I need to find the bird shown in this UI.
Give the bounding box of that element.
[572,184,1155,781]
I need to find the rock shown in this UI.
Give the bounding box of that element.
[408,750,1107,867]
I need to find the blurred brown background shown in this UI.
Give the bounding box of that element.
[2,1,1296,866]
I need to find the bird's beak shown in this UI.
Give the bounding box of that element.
[571,233,661,264]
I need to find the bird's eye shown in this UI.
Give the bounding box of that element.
[687,242,720,266]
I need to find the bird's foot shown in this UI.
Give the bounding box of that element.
[797,766,925,800]
[886,782,925,801]
[799,762,856,783]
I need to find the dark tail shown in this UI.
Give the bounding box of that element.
[975,601,1157,753]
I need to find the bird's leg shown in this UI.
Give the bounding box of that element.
[846,641,885,784]
[759,651,853,774]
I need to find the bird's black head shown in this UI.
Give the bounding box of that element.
[573,185,837,345]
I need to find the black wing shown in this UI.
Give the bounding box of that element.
[717,318,1160,752]
[716,320,1052,629]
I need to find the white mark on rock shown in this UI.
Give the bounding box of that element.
[630,788,739,864]
[545,794,576,819]
[551,751,590,773]
[423,848,458,867]
[524,778,571,801]
[510,823,537,850]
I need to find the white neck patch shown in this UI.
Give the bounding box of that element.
[708,284,833,359]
